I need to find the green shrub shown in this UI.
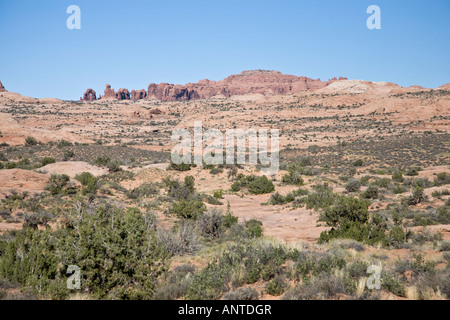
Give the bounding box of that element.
[223,202,238,228]
[74,172,95,186]
[0,203,169,299]
[25,136,37,146]
[63,150,74,161]
[57,140,73,148]
[156,221,201,255]
[405,166,420,176]
[282,171,304,186]
[167,159,191,171]
[197,209,223,239]
[153,264,195,300]
[231,181,241,192]
[247,176,275,195]
[93,155,111,166]
[359,176,370,186]
[223,287,259,300]
[170,199,206,219]
[407,187,427,205]
[304,184,337,210]
[107,159,122,172]
[269,191,295,205]
[361,185,379,199]
[381,272,406,297]
[203,194,223,205]
[434,172,450,186]
[126,182,158,199]
[40,157,56,166]
[348,260,369,278]
[45,174,71,195]
[163,176,196,201]
[245,219,263,238]
[231,174,275,194]
[319,196,371,244]
[266,276,287,296]
[186,259,230,300]
[345,178,361,193]
[352,159,364,167]
[440,241,450,252]
[392,171,404,183]
[23,211,53,230]
[213,189,223,199]
[210,166,223,175]
[374,177,391,189]
[283,274,349,300]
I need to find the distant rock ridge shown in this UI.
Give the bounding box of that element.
[81,70,348,102]
[0,81,7,93]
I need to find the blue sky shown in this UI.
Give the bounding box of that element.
[0,0,449,100]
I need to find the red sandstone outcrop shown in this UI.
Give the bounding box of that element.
[147,83,199,101]
[147,70,346,101]
[103,84,116,99]
[131,89,147,100]
[82,88,96,101]
[0,81,7,93]
[101,84,130,100]
[115,88,130,100]
[82,70,347,102]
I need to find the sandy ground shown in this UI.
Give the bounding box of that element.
[39,161,109,178]
[219,194,327,243]
[0,168,49,197]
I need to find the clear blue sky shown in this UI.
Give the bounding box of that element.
[0,0,449,100]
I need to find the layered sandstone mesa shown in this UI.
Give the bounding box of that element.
[147,70,347,101]
[131,89,147,100]
[115,88,130,100]
[82,88,96,101]
[0,81,7,92]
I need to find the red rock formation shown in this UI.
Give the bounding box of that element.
[147,83,199,101]
[82,88,96,101]
[103,84,116,99]
[88,71,347,102]
[101,84,131,100]
[147,70,346,101]
[0,81,7,93]
[115,88,130,100]
[131,89,147,100]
